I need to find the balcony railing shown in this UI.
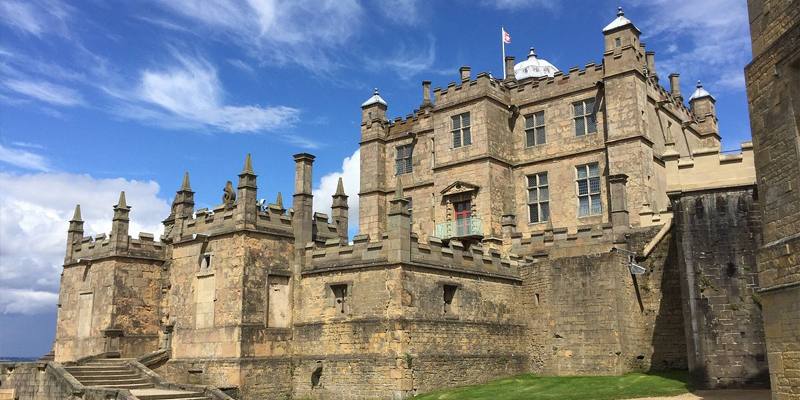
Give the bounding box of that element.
[434,217,483,240]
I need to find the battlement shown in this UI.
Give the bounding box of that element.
[665,141,756,195]
[304,233,521,281]
[512,223,615,258]
[69,231,165,264]
[432,72,507,109]
[509,62,605,104]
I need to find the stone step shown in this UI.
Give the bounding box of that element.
[70,372,141,379]
[90,382,155,390]
[66,367,134,374]
[76,377,150,385]
[132,390,210,400]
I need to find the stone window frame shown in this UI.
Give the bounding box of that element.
[524,111,546,148]
[326,281,352,316]
[395,143,414,175]
[438,281,461,318]
[576,162,602,217]
[451,112,472,148]
[573,98,598,137]
[526,172,550,223]
[199,252,213,273]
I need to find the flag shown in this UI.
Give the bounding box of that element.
[502,28,511,44]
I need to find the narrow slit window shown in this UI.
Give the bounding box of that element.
[443,284,458,314]
[331,284,348,314]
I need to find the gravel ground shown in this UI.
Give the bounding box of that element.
[630,390,770,400]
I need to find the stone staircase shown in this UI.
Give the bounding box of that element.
[65,358,211,400]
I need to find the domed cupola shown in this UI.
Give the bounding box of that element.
[513,48,560,80]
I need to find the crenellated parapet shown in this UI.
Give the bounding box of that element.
[509,62,605,104]
[304,232,521,281]
[665,141,756,195]
[433,72,508,109]
[69,231,165,264]
[512,223,615,258]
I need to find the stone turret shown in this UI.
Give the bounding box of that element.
[164,172,195,239]
[65,204,83,262]
[689,81,721,148]
[602,7,643,76]
[236,153,258,229]
[361,88,387,125]
[360,89,389,239]
[331,177,349,243]
[669,73,683,103]
[111,191,130,251]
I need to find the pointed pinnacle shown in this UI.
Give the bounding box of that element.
[71,204,82,221]
[335,177,346,196]
[116,191,128,208]
[275,192,284,209]
[394,179,404,200]
[242,153,254,174]
[181,171,192,191]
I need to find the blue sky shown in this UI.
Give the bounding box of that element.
[0,0,751,357]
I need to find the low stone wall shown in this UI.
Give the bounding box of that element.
[0,363,76,400]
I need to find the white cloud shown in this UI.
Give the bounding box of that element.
[633,0,750,92]
[377,0,422,26]
[0,172,170,315]
[0,289,58,315]
[0,144,50,171]
[0,0,73,37]
[3,79,84,107]
[155,0,364,71]
[313,149,360,235]
[367,38,437,81]
[134,54,299,133]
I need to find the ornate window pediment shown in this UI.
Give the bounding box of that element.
[440,181,480,197]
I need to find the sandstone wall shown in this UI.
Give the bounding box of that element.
[0,363,75,400]
[672,188,769,388]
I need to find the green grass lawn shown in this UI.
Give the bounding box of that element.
[412,371,690,400]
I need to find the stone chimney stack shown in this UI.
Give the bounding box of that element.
[459,66,471,82]
[504,56,516,80]
[331,177,349,243]
[669,73,683,103]
[111,191,130,251]
[66,204,84,262]
[387,180,411,263]
[236,153,258,229]
[421,80,432,108]
[293,153,315,255]
[645,51,656,78]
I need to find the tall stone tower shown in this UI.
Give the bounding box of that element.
[745,0,800,398]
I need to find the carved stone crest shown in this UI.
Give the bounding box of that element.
[223,180,236,207]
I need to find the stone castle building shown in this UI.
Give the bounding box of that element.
[1,6,791,400]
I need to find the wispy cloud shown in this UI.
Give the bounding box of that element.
[132,53,299,133]
[633,0,750,92]
[3,79,85,106]
[153,0,364,72]
[376,0,422,26]
[367,37,437,80]
[0,0,73,37]
[0,144,50,171]
[486,0,558,10]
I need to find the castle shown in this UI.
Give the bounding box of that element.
[1,5,797,400]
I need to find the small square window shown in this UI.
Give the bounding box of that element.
[573,99,597,136]
[330,284,349,314]
[524,111,546,147]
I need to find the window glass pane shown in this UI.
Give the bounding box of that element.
[462,113,470,126]
[536,127,546,144]
[405,159,412,173]
[462,128,471,145]
[589,177,600,193]
[540,202,550,221]
[579,196,590,216]
[539,186,549,201]
[586,99,595,113]
[591,195,602,215]
[587,114,597,133]
[528,188,537,203]
[589,163,599,177]
[577,180,588,195]
[529,205,539,223]
[452,130,461,148]
[525,116,535,129]
[535,111,544,125]
[527,175,536,188]
[538,173,547,185]
[575,117,585,136]
[526,130,535,147]
[573,102,584,116]
[452,116,460,129]
[577,165,587,179]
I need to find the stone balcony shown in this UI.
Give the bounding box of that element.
[434,217,483,240]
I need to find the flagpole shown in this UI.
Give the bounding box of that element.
[501,27,506,80]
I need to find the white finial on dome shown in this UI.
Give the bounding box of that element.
[361,87,388,107]
[514,47,559,80]
[603,6,639,33]
[689,80,715,101]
